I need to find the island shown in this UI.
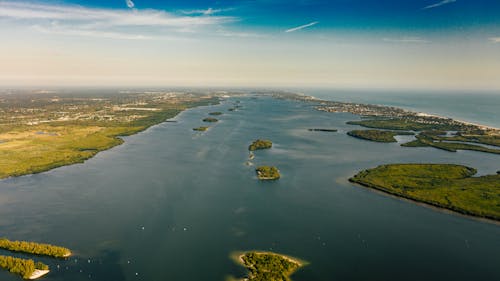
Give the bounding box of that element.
[0,255,49,279]
[401,131,500,154]
[0,90,221,179]
[203,117,219,122]
[308,128,338,132]
[256,166,280,180]
[347,130,414,142]
[349,164,500,220]
[209,111,223,116]
[0,238,71,258]
[232,251,305,281]
[193,126,209,131]
[249,139,273,151]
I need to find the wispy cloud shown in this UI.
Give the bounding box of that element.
[182,7,234,16]
[422,0,457,10]
[489,37,500,43]
[383,37,429,43]
[125,0,135,9]
[285,21,318,33]
[216,29,266,38]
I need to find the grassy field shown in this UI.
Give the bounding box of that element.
[347,130,413,142]
[0,97,218,179]
[350,164,500,220]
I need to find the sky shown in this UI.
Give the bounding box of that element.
[0,0,499,90]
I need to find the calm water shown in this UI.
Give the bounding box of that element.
[0,95,499,281]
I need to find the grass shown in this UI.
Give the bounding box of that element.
[347,130,413,142]
[349,164,500,220]
[0,98,217,179]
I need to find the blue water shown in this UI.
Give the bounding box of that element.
[293,88,500,128]
[0,93,498,281]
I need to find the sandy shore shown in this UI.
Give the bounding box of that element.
[29,270,49,280]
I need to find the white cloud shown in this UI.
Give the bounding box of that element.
[126,0,135,9]
[383,37,429,43]
[181,7,234,16]
[489,37,500,43]
[422,0,457,10]
[285,21,318,33]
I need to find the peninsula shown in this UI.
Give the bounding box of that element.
[249,139,273,151]
[0,238,71,258]
[232,251,305,281]
[349,164,500,221]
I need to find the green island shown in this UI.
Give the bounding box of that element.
[256,166,280,180]
[0,255,49,279]
[0,91,219,179]
[203,117,219,122]
[209,111,223,116]
[347,129,413,142]
[232,251,305,281]
[349,164,500,220]
[346,118,466,131]
[308,128,337,132]
[248,139,273,151]
[193,126,209,131]
[401,131,500,154]
[0,238,71,258]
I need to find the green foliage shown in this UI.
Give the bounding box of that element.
[0,238,71,258]
[401,134,500,154]
[248,139,273,151]
[256,166,280,180]
[193,127,209,131]
[209,111,223,116]
[241,252,301,281]
[347,130,413,143]
[308,128,337,132]
[350,164,500,220]
[0,255,40,279]
[202,117,219,122]
[347,119,465,131]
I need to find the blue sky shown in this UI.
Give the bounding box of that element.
[0,0,499,89]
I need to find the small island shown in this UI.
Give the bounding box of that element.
[0,238,71,258]
[347,129,414,142]
[0,255,49,280]
[349,164,500,220]
[209,111,223,116]
[193,126,209,131]
[232,251,305,281]
[203,117,219,123]
[256,166,280,180]
[308,128,337,132]
[249,139,273,151]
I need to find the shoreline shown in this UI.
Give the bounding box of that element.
[29,270,49,280]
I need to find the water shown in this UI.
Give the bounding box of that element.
[0,95,499,281]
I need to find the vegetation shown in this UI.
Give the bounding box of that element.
[401,134,500,154]
[203,117,219,122]
[347,130,413,142]
[193,127,209,131]
[0,255,48,279]
[349,164,500,220]
[238,252,303,281]
[346,118,466,131]
[249,139,273,151]
[209,111,223,116]
[308,128,337,132]
[0,238,71,258]
[0,92,219,179]
[256,166,280,180]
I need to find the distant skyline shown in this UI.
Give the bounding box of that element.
[0,0,499,90]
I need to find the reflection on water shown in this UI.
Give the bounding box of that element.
[0,96,499,281]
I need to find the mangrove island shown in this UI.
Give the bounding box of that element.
[203,117,219,122]
[347,129,414,142]
[256,166,280,180]
[249,139,273,151]
[234,251,305,281]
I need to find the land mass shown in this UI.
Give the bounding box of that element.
[0,91,220,179]
[249,139,273,151]
[308,128,337,132]
[193,126,209,131]
[203,117,219,122]
[0,238,71,258]
[349,164,500,221]
[232,251,305,281]
[256,166,280,180]
[0,255,49,280]
[347,129,414,142]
